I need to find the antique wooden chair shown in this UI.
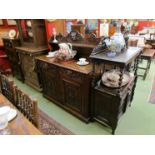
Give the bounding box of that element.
[0,73,15,104]
[14,86,39,127]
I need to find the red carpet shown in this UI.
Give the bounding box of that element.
[38,109,74,135]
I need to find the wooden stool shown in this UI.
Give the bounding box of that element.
[138,49,155,80]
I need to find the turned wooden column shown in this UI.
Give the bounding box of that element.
[118,67,125,95]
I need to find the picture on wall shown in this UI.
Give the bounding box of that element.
[7,19,17,25]
[87,19,98,29]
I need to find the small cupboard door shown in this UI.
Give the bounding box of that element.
[62,79,82,113]
[38,61,63,102]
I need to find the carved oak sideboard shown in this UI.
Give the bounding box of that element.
[36,56,93,122]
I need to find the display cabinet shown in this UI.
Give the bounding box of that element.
[16,19,47,48]
[15,19,48,91]
[90,47,142,134]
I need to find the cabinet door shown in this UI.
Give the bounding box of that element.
[38,62,63,102]
[62,79,82,113]
[42,72,58,100]
[94,90,120,119]
[60,68,91,117]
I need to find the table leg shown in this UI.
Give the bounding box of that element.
[148,59,151,69]
[143,59,150,80]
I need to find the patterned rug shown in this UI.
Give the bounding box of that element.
[38,110,74,135]
[148,76,155,104]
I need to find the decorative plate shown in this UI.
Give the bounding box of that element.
[9,29,16,39]
[7,108,17,122]
[101,69,131,88]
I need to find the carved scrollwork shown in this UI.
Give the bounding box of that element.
[40,62,57,76]
[63,80,81,111]
[86,33,100,44]
[66,30,84,42]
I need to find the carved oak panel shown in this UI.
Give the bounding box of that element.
[62,79,82,112]
[18,53,40,89]
[93,77,135,134]
[60,68,83,83]
[37,61,63,102]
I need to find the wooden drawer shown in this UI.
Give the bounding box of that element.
[60,68,83,83]
[39,62,58,75]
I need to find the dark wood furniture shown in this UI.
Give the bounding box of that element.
[36,33,99,122]
[56,31,100,59]
[14,86,39,127]
[15,20,48,91]
[16,19,47,47]
[36,56,93,122]
[2,38,24,81]
[16,46,48,91]
[138,49,155,80]
[0,73,39,128]
[90,47,142,134]
[0,74,15,104]
[0,94,41,135]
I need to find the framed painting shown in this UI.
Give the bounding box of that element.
[0,19,3,25]
[7,19,17,26]
[87,19,98,30]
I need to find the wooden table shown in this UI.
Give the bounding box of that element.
[0,94,42,135]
